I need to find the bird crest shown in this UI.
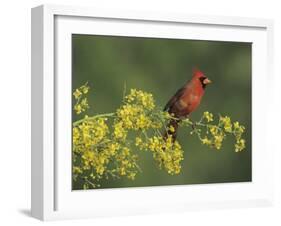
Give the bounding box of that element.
[192,67,205,78]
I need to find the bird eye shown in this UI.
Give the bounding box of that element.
[199,77,207,82]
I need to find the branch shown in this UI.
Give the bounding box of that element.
[73,112,115,127]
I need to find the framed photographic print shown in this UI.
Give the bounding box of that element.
[31,4,274,221]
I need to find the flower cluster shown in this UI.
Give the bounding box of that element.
[73,83,90,114]
[135,135,183,175]
[194,113,246,152]
[125,89,155,110]
[73,116,109,151]
[233,121,246,152]
[73,115,139,188]
[116,104,152,130]
[114,89,160,132]
[72,86,144,189]
[219,116,232,132]
[203,111,214,122]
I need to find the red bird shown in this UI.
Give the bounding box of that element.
[164,68,211,141]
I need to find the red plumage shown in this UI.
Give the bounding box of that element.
[164,68,211,141]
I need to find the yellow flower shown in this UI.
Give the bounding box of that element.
[82,150,95,167]
[74,99,89,115]
[235,139,246,152]
[94,118,108,141]
[145,135,183,175]
[135,137,142,146]
[127,172,136,180]
[81,98,89,108]
[73,127,80,146]
[119,167,126,176]
[233,121,240,130]
[214,134,224,150]
[135,114,152,129]
[73,166,82,174]
[107,142,120,156]
[203,111,214,122]
[233,121,245,140]
[73,83,90,115]
[73,89,82,99]
[162,111,171,119]
[201,136,212,145]
[96,165,105,175]
[234,122,245,133]
[148,136,162,151]
[74,104,82,114]
[122,147,130,156]
[209,125,218,135]
[125,89,155,110]
[81,84,90,94]
[169,125,175,133]
[77,118,109,148]
[220,116,232,133]
[113,121,127,139]
[151,121,162,129]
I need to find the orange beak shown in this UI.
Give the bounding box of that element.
[203,78,212,85]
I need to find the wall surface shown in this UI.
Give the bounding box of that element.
[0,0,280,225]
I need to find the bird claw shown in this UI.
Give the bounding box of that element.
[191,122,196,130]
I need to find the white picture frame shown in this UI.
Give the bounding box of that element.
[31,4,274,221]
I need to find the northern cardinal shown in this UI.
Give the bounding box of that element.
[164,68,211,141]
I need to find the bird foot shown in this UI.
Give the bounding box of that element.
[191,122,196,130]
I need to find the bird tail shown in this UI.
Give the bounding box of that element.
[163,118,180,142]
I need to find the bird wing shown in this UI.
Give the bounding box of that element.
[164,87,185,111]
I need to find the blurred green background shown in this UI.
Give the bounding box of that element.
[72,34,252,189]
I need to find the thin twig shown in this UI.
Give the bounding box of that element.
[73,113,115,126]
